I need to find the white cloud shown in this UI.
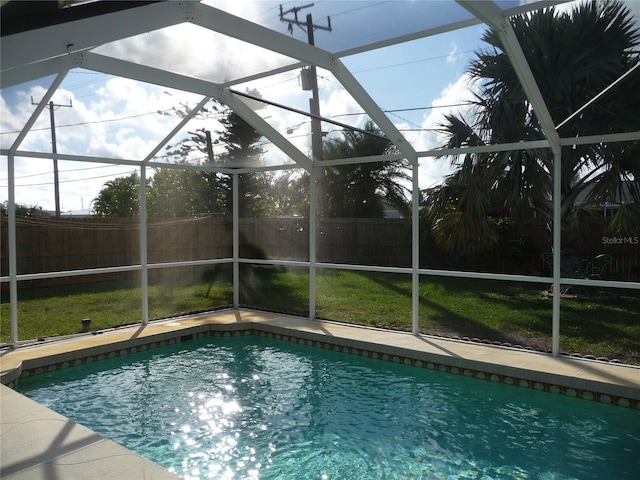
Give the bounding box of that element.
[320,88,366,132]
[92,11,293,85]
[0,74,209,212]
[402,73,478,189]
[408,73,477,153]
[446,41,461,64]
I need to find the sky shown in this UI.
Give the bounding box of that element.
[1,0,638,215]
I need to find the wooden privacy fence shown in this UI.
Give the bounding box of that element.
[1,215,638,289]
[0,216,234,288]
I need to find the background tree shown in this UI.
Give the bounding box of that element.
[161,102,230,217]
[427,1,640,260]
[92,172,140,217]
[270,172,309,217]
[213,109,269,217]
[323,120,411,218]
[147,165,210,218]
[1,201,49,218]
[165,106,272,217]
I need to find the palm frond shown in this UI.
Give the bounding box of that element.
[430,0,640,255]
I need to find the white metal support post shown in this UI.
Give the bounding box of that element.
[7,154,18,345]
[459,1,564,355]
[233,173,240,308]
[5,73,67,344]
[140,165,149,324]
[411,159,420,335]
[309,165,317,321]
[551,149,562,356]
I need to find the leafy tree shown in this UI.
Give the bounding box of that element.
[427,1,640,259]
[92,172,140,217]
[1,201,49,217]
[270,172,309,217]
[92,167,212,219]
[147,165,210,218]
[323,120,411,218]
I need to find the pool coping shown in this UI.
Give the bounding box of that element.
[0,385,181,480]
[2,309,639,480]
[2,309,639,408]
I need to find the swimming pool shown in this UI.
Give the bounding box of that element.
[17,335,640,480]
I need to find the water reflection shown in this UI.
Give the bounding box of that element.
[17,337,640,480]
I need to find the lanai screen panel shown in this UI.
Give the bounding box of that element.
[92,23,298,85]
[1,0,569,166]
[204,0,477,58]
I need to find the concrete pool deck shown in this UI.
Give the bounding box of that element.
[2,309,640,479]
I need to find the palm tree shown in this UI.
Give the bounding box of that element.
[323,120,411,218]
[427,1,640,260]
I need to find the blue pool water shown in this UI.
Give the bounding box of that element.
[17,336,640,480]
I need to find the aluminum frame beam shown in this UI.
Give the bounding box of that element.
[8,72,68,154]
[219,89,313,172]
[143,96,213,165]
[81,53,312,170]
[457,0,560,153]
[0,54,76,89]
[1,1,185,72]
[192,3,417,163]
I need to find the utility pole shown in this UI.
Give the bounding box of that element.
[189,129,214,163]
[31,97,73,217]
[279,3,331,213]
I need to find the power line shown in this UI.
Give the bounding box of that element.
[2,170,137,188]
[0,163,130,182]
[1,169,138,190]
[275,102,472,136]
[230,88,387,140]
[0,108,178,135]
[0,101,472,137]
[352,49,474,74]
[328,1,392,19]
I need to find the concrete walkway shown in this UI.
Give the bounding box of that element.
[0,386,179,480]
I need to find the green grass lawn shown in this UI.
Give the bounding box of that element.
[0,278,233,342]
[2,269,638,364]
